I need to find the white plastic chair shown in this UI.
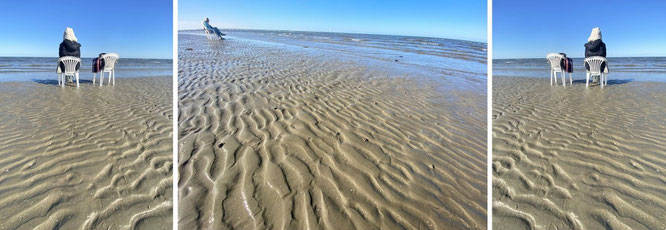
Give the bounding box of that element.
[203,26,223,40]
[204,29,215,40]
[584,56,607,88]
[97,53,119,86]
[546,53,572,86]
[57,56,81,87]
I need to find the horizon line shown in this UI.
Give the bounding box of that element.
[0,55,173,60]
[494,55,666,60]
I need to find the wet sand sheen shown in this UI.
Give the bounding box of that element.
[0,77,173,229]
[492,77,666,230]
[178,34,487,229]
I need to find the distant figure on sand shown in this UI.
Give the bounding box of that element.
[584,27,608,82]
[57,27,81,75]
[202,17,225,39]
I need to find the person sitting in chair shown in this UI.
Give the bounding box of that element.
[57,27,81,81]
[202,17,225,39]
[584,27,608,82]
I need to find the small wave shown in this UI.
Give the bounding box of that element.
[420,42,440,46]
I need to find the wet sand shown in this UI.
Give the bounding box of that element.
[492,77,666,229]
[178,33,487,229]
[0,77,173,229]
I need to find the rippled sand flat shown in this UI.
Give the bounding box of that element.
[493,77,666,230]
[178,34,487,229]
[0,77,173,229]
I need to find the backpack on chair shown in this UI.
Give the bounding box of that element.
[92,53,107,73]
[558,53,573,73]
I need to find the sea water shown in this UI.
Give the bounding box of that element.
[494,57,666,83]
[0,57,172,82]
[180,29,487,85]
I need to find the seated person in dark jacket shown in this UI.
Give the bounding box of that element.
[58,27,81,73]
[584,27,608,80]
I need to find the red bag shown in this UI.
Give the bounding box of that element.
[559,53,573,73]
[91,53,106,73]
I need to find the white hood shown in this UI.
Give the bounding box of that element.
[63,27,78,42]
[587,27,602,42]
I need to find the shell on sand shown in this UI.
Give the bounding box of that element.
[178,33,488,229]
[0,77,173,229]
[492,77,666,230]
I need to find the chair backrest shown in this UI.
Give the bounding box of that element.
[546,53,565,71]
[58,56,81,75]
[101,53,119,71]
[584,56,607,74]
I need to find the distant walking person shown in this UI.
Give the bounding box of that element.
[202,17,225,39]
[584,27,608,82]
[57,27,81,76]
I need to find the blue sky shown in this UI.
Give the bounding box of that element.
[494,0,666,59]
[179,0,487,42]
[0,0,172,59]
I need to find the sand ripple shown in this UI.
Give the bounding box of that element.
[492,77,666,230]
[0,77,173,229]
[178,34,487,229]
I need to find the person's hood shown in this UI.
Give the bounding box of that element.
[61,39,81,51]
[588,27,602,42]
[63,27,78,42]
[585,39,604,51]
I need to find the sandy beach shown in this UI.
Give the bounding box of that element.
[0,76,173,229]
[492,77,666,229]
[178,32,487,229]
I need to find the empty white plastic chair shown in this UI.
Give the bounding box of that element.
[57,56,81,87]
[546,53,572,86]
[97,53,119,86]
[584,56,607,88]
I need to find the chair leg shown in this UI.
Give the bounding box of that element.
[58,73,61,86]
[550,70,553,86]
[93,73,96,85]
[586,72,589,88]
[569,73,572,85]
[605,73,608,86]
[562,72,566,87]
[100,72,104,86]
[554,71,558,85]
[76,73,79,87]
[108,72,112,84]
[112,71,115,85]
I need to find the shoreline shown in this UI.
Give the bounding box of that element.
[493,57,666,83]
[178,28,488,44]
[0,57,173,83]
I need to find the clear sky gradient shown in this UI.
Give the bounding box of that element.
[0,0,172,59]
[494,0,666,59]
[179,0,487,42]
